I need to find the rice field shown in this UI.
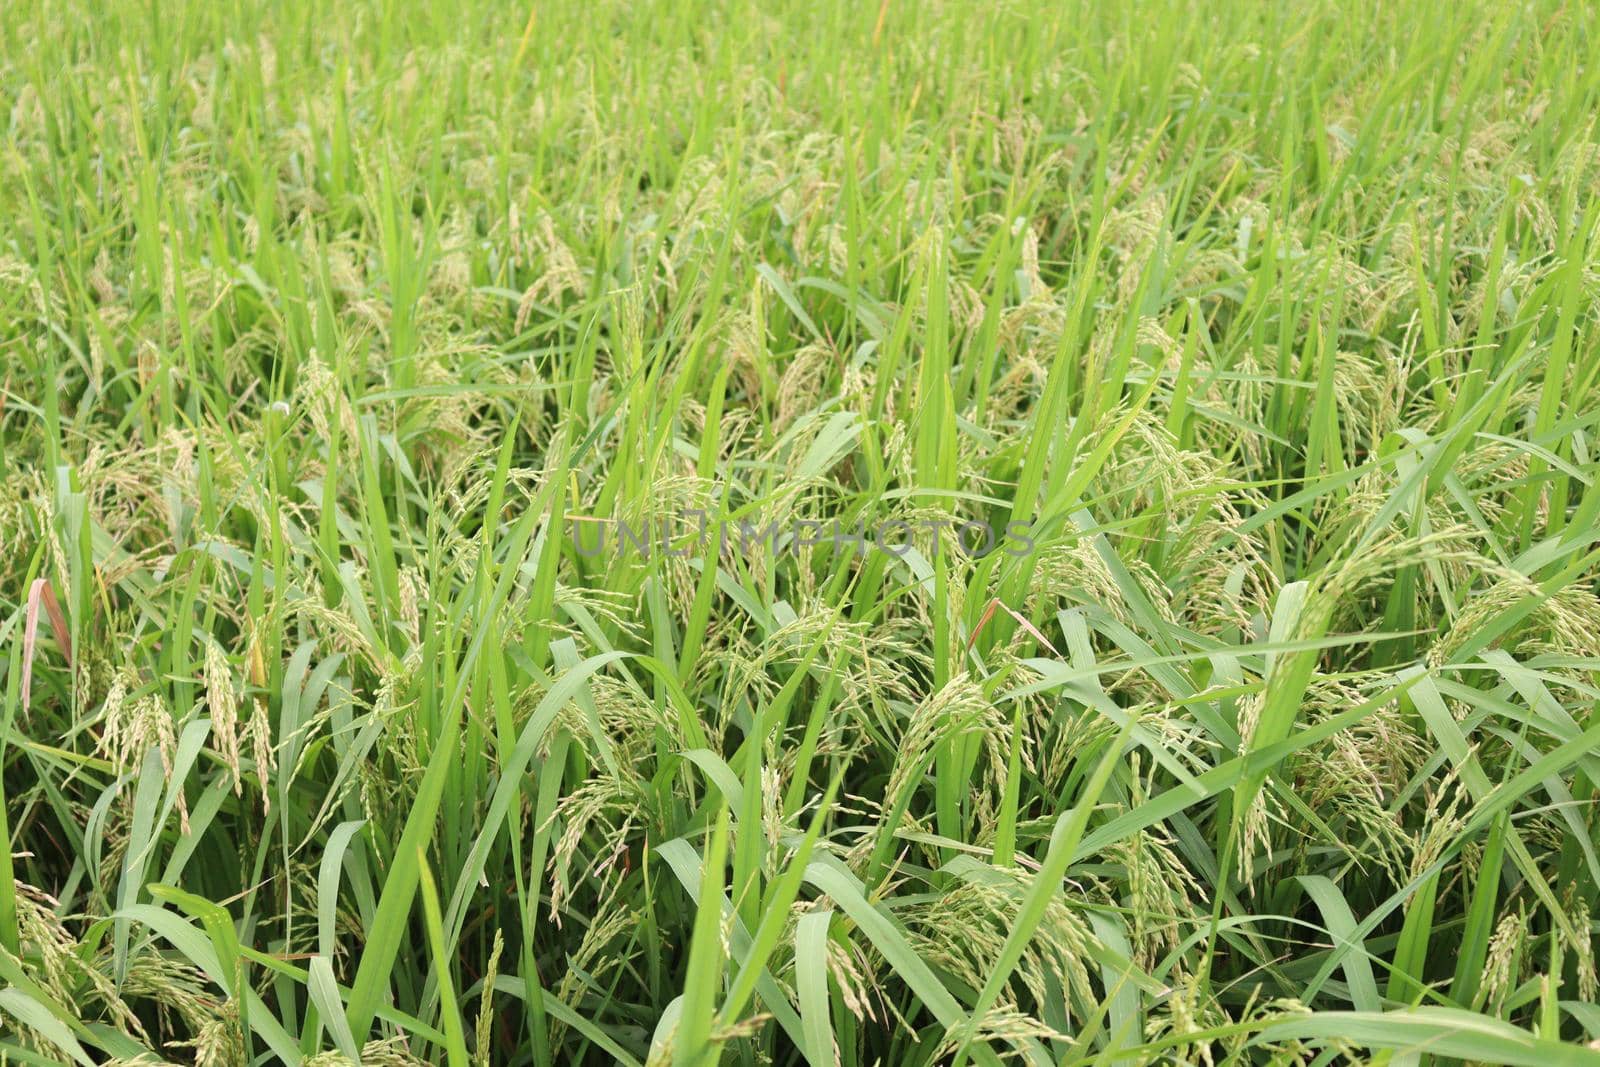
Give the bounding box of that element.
[3,0,1600,1063]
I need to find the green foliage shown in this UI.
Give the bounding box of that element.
[2,0,1599,1063]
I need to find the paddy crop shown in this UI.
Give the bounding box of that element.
[3,1,1600,1063]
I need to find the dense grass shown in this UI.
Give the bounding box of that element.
[3,0,1600,1062]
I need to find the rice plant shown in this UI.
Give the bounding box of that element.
[3,0,1600,1063]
